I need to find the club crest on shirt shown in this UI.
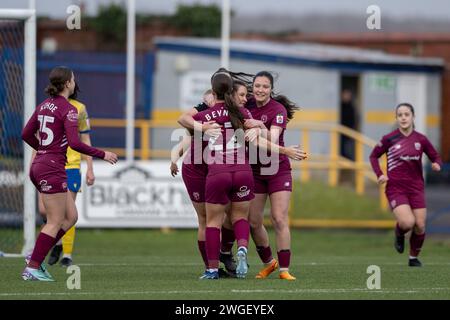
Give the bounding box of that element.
[276,114,284,124]
[261,115,268,123]
[414,142,421,150]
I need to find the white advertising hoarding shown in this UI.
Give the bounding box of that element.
[179,71,213,110]
[75,160,197,228]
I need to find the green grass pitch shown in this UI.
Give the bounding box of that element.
[1,228,450,300]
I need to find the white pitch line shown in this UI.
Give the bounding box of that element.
[1,287,449,297]
[70,262,450,267]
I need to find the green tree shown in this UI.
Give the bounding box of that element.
[171,4,224,37]
[90,3,127,49]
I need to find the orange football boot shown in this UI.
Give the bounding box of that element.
[255,259,278,279]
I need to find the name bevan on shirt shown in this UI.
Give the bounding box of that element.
[204,109,228,121]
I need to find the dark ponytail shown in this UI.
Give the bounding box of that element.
[213,68,254,95]
[253,71,299,121]
[225,92,244,130]
[211,71,244,130]
[45,66,73,97]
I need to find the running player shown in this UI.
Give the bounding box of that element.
[369,103,442,267]
[245,71,300,280]
[21,66,117,281]
[47,83,94,267]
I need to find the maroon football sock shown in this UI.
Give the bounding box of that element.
[54,228,66,244]
[277,250,291,269]
[28,232,57,269]
[233,219,249,249]
[220,226,235,253]
[205,227,220,269]
[197,240,208,268]
[256,246,274,264]
[409,232,425,257]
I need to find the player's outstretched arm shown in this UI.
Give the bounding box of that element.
[170,135,191,177]
[65,124,117,164]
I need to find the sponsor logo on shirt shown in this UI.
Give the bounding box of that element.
[276,114,284,124]
[67,110,79,122]
[261,115,268,123]
[39,180,52,192]
[400,155,420,161]
[236,186,250,198]
[414,142,421,150]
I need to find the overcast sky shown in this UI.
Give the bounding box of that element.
[1,0,450,20]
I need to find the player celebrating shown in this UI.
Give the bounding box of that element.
[370,103,442,267]
[21,66,117,281]
[46,83,95,267]
[193,71,255,279]
[172,89,238,276]
[244,71,300,280]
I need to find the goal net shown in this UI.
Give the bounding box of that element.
[0,9,36,256]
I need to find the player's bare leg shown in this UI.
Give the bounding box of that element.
[249,194,278,279]
[393,205,415,254]
[23,192,68,281]
[270,191,295,280]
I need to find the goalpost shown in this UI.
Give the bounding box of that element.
[0,7,36,256]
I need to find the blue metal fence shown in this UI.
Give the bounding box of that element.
[36,50,154,149]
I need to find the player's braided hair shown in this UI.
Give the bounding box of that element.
[253,71,299,122]
[45,66,73,97]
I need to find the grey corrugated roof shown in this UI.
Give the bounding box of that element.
[154,36,444,67]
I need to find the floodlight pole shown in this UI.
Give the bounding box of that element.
[220,0,230,69]
[126,0,136,163]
